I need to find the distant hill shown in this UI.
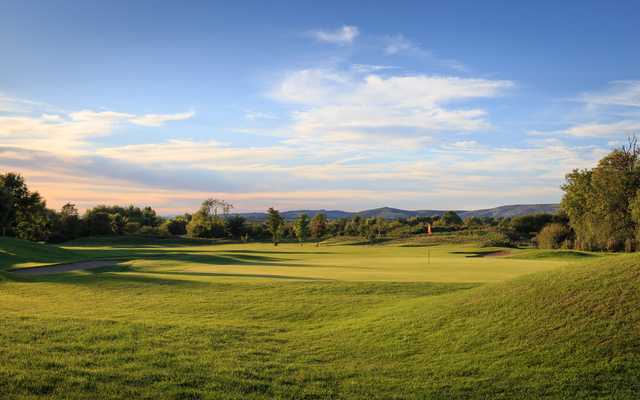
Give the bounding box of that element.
[237,204,560,221]
[459,204,560,219]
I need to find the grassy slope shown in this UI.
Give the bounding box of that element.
[0,237,84,270]
[0,238,638,398]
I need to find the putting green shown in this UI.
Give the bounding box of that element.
[46,242,580,283]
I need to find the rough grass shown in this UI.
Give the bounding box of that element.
[0,237,638,398]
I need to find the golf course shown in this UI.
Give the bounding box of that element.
[1,236,638,399]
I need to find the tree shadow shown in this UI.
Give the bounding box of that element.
[223,249,336,255]
[137,270,332,281]
[11,268,212,287]
[449,250,511,258]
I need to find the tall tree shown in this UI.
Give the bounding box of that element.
[561,138,640,250]
[0,186,13,236]
[441,211,463,226]
[310,213,328,240]
[265,207,284,246]
[293,214,310,245]
[0,172,49,240]
[186,199,233,238]
[57,203,82,240]
[225,215,246,239]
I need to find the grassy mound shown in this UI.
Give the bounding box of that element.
[313,254,640,398]
[0,237,82,270]
[510,249,602,260]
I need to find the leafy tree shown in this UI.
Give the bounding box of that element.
[441,211,463,226]
[464,216,483,228]
[0,173,50,241]
[141,206,159,227]
[536,223,572,249]
[124,221,142,234]
[56,203,82,241]
[225,215,246,239]
[0,186,14,236]
[363,218,378,243]
[84,212,113,235]
[293,214,310,245]
[187,209,213,237]
[562,139,640,250]
[201,198,233,218]
[265,207,284,246]
[110,214,127,235]
[161,217,188,236]
[510,214,554,241]
[310,213,328,240]
[481,232,516,248]
[186,199,233,238]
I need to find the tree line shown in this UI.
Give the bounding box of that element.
[4,136,639,252]
[0,173,499,244]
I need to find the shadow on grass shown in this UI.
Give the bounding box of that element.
[67,249,292,266]
[223,249,336,255]
[12,268,212,287]
[137,270,332,281]
[449,250,512,258]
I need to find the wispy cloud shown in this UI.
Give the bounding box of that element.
[0,109,195,153]
[129,111,195,127]
[308,25,359,45]
[0,94,61,114]
[564,120,640,137]
[580,80,640,108]
[383,34,423,56]
[272,67,513,148]
[382,34,468,72]
[538,81,640,138]
[244,110,277,121]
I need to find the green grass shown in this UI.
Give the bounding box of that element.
[0,237,638,398]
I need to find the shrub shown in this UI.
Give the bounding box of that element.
[481,232,516,248]
[124,222,141,234]
[160,219,187,236]
[138,226,160,236]
[84,212,113,235]
[536,223,571,249]
[624,238,636,253]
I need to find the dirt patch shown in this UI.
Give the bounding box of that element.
[10,260,121,275]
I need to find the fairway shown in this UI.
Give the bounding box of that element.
[3,237,637,399]
[8,241,576,282]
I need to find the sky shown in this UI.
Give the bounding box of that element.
[1,0,640,214]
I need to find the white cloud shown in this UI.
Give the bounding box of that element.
[244,110,277,120]
[0,94,58,113]
[564,120,640,137]
[272,68,354,105]
[535,81,640,139]
[383,34,423,56]
[129,111,195,127]
[97,139,291,167]
[0,108,195,153]
[580,80,640,108]
[351,64,398,73]
[272,68,513,147]
[309,25,359,45]
[382,34,467,72]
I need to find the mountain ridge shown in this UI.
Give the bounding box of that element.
[236,204,560,221]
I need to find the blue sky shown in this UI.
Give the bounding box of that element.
[1,0,640,213]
